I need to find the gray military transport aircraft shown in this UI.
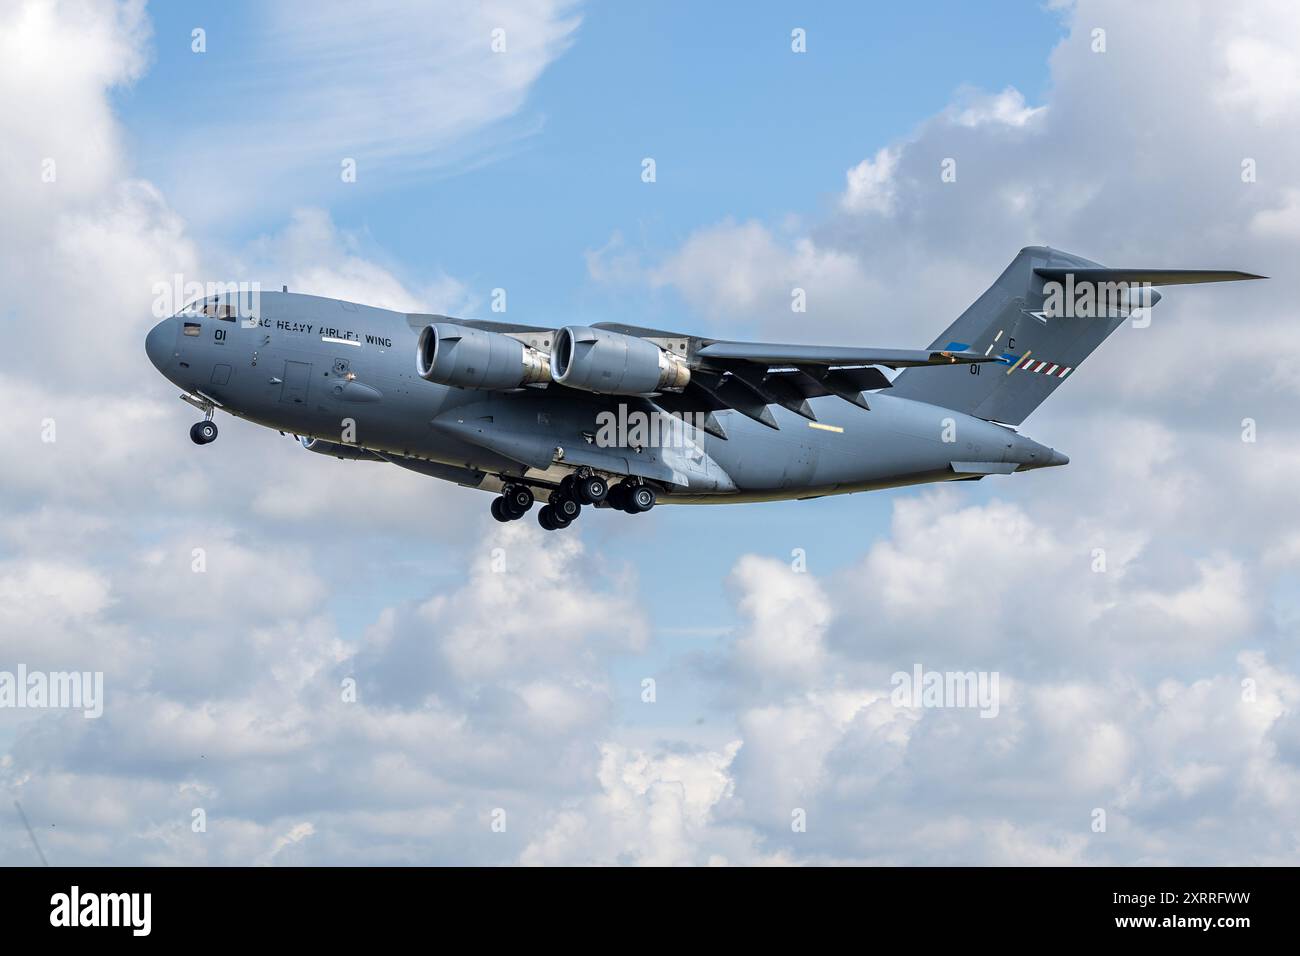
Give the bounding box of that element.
[145,247,1261,530]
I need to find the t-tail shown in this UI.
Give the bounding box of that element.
[888,246,1264,425]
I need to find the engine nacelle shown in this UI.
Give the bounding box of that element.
[416,323,550,390]
[300,437,382,460]
[551,326,690,394]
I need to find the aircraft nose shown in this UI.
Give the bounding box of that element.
[145,316,178,372]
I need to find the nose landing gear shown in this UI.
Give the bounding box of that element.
[189,420,218,445]
[182,391,220,445]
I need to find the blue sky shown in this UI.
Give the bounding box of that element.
[124,1,1065,326]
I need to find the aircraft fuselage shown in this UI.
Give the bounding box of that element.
[144,292,1065,506]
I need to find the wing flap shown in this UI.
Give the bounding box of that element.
[691,369,780,429]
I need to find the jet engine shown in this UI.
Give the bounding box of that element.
[551,326,690,394]
[416,323,551,390]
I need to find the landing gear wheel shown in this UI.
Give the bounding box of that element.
[504,485,534,516]
[190,420,218,445]
[605,484,629,512]
[491,497,510,522]
[575,474,608,505]
[552,497,581,523]
[628,485,656,514]
[538,505,562,531]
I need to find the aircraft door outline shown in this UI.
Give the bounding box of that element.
[279,360,312,404]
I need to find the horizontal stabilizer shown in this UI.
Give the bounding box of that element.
[891,246,1266,426]
[1034,268,1265,285]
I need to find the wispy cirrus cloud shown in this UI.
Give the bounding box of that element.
[162,0,582,222]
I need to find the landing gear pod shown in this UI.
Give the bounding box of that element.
[416,323,550,390]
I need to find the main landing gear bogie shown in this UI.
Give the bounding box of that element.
[489,472,656,531]
[572,474,608,505]
[534,475,656,531]
[604,480,656,515]
[626,484,656,513]
[538,489,581,531]
[537,502,573,531]
[491,484,536,523]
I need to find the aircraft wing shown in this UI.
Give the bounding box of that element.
[405,312,559,336]
[653,339,999,433]
[695,342,999,367]
[653,266,1265,435]
[407,315,1006,439]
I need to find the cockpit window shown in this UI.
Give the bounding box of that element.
[177,298,236,320]
[183,321,202,336]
